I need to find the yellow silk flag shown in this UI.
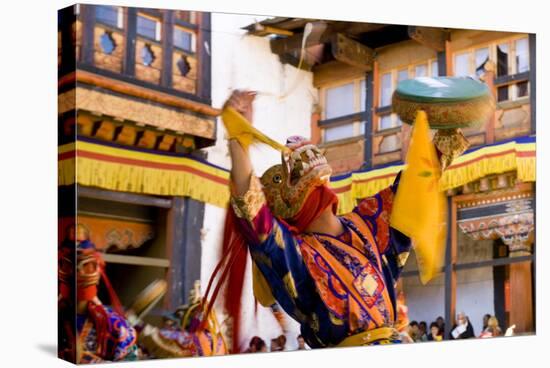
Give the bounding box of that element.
[390,110,447,284]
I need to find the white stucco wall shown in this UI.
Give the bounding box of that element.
[200,13,317,351]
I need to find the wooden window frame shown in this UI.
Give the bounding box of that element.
[375,59,438,132]
[137,12,162,43]
[78,6,211,103]
[451,35,530,104]
[173,24,197,54]
[95,5,124,30]
[319,77,366,143]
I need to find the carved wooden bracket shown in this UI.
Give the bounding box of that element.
[330,33,374,71]
[408,26,447,52]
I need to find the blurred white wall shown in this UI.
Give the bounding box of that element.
[200,13,317,352]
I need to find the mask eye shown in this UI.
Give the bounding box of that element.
[273,174,282,184]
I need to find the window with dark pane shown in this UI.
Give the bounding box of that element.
[99,31,116,54]
[431,60,439,77]
[95,5,119,28]
[497,43,509,77]
[515,38,529,73]
[517,81,529,98]
[137,15,159,40]
[141,44,155,66]
[174,27,193,52]
[176,55,191,76]
[497,86,509,102]
[475,47,489,78]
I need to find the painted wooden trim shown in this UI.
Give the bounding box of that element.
[318,112,365,127]
[372,61,380,131]
[137,8,162,18]
[161,10,174,88]
[174,18,199,30]
[375,105,392,115]
[445,40,452,77]
[494,71,529,86]
[444,196,457,340]
[123,7,137,76]
[80,4,95,66]
[437,50,447,76]
[103,253,170,268]
[408,26,446,52]
[197,12,212,102]
[372,125,401,137]
[456,255,532,270]
[166,196,205,308]
[401,255,533,278]
[453,182,533,207]
[77,185,173,208]
[59,5,77,76]
[529,33,536,134]
[363,71,374,169]
[75,68,220,116]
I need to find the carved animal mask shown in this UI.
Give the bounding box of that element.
[260,136,332,219]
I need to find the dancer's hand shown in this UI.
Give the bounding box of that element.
[224,90,257,123]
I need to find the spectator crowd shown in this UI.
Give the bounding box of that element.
[245,312,512,353]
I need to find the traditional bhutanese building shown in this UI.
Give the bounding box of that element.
[244,19,536,337]
[58,4,229,326]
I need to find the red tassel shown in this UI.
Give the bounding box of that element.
[200,209,249,354]
[98,259,124,317]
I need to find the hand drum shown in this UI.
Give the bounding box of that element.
[392,77,495,129]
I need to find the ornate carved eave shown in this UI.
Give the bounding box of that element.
[78,215,155,251]
[457,186,534,255]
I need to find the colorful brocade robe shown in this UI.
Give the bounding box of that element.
[231,173,411,348]
[77,304,139,363]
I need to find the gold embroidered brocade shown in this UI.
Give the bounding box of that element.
[230,174,267,222]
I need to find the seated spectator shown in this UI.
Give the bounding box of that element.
[256,339,267,352]
[277,335,287,351]
[480,316,502,338]
[245,336,267,353]
[449,312,475,339]
[399,330,414,344]
[270,338,282,352]
[436,316,445,338]
[419,321,428,341]
[482,313,491,332]
[427,322,443,341]
[297,335,308,350]
[408,321,427,342]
